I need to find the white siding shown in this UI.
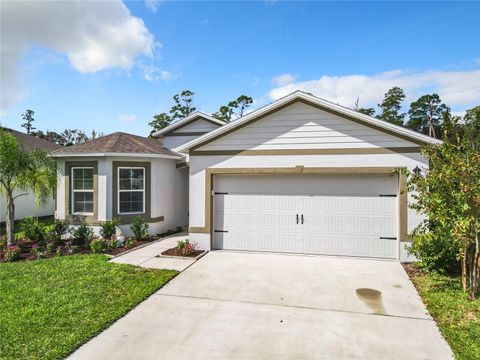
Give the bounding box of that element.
[163,135,199,150]
[172,118,219,134]
[197,102,418,151]
[163,118,222,149]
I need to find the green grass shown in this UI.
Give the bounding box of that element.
[408,268,480,360]
[0,255,178,359]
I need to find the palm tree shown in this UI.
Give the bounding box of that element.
[0,129,57,245]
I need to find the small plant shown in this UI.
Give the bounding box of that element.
[55,246,63,256]
[66,244,80,255]
[129,216,149,241]
[31,244,46,259]
[182,241,199,256]
[90,238,108,254]
[46,242,56,253]
[49,219,69,244]
[125,237,135,249]
[0,236,6,250]
[20,217,46,244]
[177,239,187,251]
[70,223,93,248]
[100,217,120,240]
[3,245,21,262]
[106,239,119,251]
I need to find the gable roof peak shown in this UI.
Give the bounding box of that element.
[176,90,442,153]
[151,111,225,138]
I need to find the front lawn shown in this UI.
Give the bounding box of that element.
[0,255,178,359]
[404,264,480,360]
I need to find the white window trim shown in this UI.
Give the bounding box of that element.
[117,167,146,215]
[71,166,94,215]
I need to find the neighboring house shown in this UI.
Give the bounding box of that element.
[0,128,61,224]
[54,91,441,261]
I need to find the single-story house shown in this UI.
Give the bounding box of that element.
[54,91,440,261]
[1,128,61,225]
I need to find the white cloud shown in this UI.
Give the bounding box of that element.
[140,64,177,82]
[0,0,156,113]
[145,0,160,12]
[118,114,137,123]
[272,73,297,86]
[269,68,480,111]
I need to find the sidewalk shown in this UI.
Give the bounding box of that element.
[110,232,195,271]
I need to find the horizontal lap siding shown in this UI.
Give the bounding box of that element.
[172,119,219,133]
[198,102,417,151]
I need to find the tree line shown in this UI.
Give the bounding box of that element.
[19,109,103,146]
[355,87,451,139]
[148,90,253,135]
[13,87,476,143]
[149,87,473,141]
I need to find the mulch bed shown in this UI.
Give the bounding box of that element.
[0,231,182,262]
[105,237,160,256]
[161,247,204,258]
[402,262,427,278]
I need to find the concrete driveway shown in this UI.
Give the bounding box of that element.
[70,251,453,360]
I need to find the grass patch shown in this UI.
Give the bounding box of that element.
[405,264,480,360]
[0,254,177,359]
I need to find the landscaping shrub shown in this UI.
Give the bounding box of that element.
[90,238,108,254]
[70,223,93,248]
[46,242,56,253]
[129,216,149,240]
[0,235,6,250]
[49,219,69,244]
[125,237,135,249]
[177,239,187,251]
[100,217,120,240]
[106,239,119,251]
[182,241,199,256]
[31,244,47,259]
[3,245,21,262]
[409,224,460,275]
[20,216,46,244]
[67,245,80,255]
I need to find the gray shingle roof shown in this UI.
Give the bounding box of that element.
[53,132,181,157]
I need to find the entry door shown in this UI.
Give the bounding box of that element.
[213,174,398,259]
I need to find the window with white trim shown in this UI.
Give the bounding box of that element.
[71,167,94,214]
[118,167,145,214]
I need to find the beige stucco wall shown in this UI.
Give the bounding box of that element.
[56,156,188,236]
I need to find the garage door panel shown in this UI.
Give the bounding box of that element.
[213,174,398,259]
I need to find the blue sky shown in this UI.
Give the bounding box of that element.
[1,1,479,136]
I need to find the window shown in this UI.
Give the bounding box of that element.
[71,167,94,214]
[118,167,145,214]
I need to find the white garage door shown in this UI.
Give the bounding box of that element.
[213,174,398,259]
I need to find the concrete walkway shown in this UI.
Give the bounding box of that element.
[70,251,453,360]
[110,232,195,272]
